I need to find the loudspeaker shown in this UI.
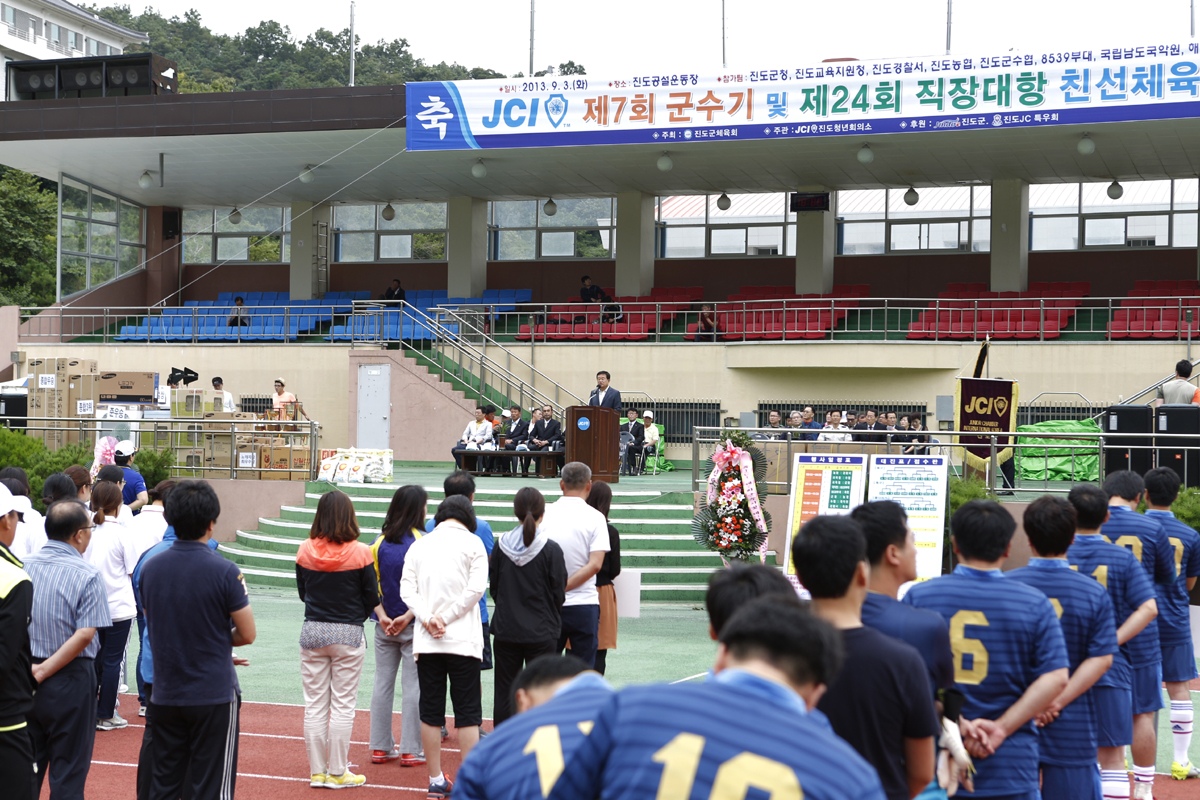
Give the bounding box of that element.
[1104,405,1153,477]
[162,210,181,241]
[1156,404,1200,487]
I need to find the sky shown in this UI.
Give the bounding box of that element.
[130,0,1198,78]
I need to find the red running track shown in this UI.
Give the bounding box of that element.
[43,694,492,799]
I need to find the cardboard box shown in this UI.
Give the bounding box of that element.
[173,422,206,448]
[97,372,158,404]
[175,448,205,478]
[171,388,212,418]
[234,443,262,480]
[202,411,256,432]
[261,446,290,481]
[67,374,99,419]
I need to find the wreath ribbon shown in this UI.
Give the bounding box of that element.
[706,440,768,536]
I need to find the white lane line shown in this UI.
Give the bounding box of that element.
[121,723,462,752]
[670,672,707,684]
[89,761,425,791]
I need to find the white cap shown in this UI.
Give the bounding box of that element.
[0,483,18,518]
[642,410,653,419]
[502,409,512,418]
[115,440,136,457]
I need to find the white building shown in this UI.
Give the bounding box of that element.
[1,0,148,93]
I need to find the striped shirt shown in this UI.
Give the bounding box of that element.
[1143,509,1200,646]
[1007,558,1118,766]
[22,539,110,660]
[903,565,1069,797]
[1100,506,1175,666]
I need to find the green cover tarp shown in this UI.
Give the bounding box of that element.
[1016,419,1102,482]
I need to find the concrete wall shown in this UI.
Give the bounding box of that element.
[208,478,307,543]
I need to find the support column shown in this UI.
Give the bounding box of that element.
[794,202,835,295]
[615,191,655,297]
[990,179,1029,293]
[289,201,331,300]
[447,196,488,297]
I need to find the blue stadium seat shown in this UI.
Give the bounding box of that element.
[515,289,533,303]
[245,292,263,305]
[217,292,234,302]
[260,292,278,305]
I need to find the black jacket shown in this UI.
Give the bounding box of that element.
[384,286,405,302]
[489,538,567,643]
[0,543,33,728]
[853,421,887,442]
[621,420,645,448]
[295,539,380,626]
[531,418,563,445]
[595,524,622,588]
[506,418,532,446]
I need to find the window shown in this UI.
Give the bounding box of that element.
[183,207,290,264]
[68,31,78,50]
[333,203,446,262]
[657,194,789,258]
[489,198,613,260]
[47,23,58,42]
[88,38,99,55]
[1029,179,1195,251]
[58,175,146,298]
[835,187,987,254]
[2,7,14,27]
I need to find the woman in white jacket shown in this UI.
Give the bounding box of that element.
[399,495,488,800]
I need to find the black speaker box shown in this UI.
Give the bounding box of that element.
[1156,404,1200,487]
[1104,405,1153,476]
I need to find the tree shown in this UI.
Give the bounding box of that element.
[558,61,586,75]
[0,168,57,307]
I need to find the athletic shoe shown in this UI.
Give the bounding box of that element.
[400,753,426,767]
[310,774,327,788]
[119,683,128,693]
[372,746,402,764]
[138,706,146,717]
[1131,783,1153,800]
[427,777,453,799]
[96,717,128,731]
[324,770,366,789]
[441,725,449,740]
[1172,760,1200,779]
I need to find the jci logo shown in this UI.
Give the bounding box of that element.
[482,94,569,129]
[964,396,1008,416]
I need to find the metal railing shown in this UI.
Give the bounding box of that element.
[3,417,321,480]
[690,425,1200,496]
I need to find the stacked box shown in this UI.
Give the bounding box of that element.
[171,388,212,418]
[96,372,158,404]
[26,357,84,448]
[65,372,100,445]
[175,448,205,478]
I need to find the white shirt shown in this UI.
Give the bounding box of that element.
[818,424,853,443]
[11,501,46,560]
[542,496,610,606]
[83,519,140,621]
[460,419,494,446]
[596,388,609,406]
[644,423,661,446]
[217,390,235,412]
[399,519,488,658]
[125,505,169,553]
[118,504,135,526]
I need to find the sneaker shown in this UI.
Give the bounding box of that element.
[138,706,146,717]
[310,774,327,788]
[324,770,366,789]
[400,753,426,767]
[441,725,449,741]
[119,683,128,693]
[372,746,402,764]
[96,717,128,731]
[1172,760,1200,779]
[1131,782,1152,800]
[427,778,453,799]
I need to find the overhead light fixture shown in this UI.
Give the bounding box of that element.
[138,171,154,190]
[543,198,557,216]
[228,207,242,225]
[903,187,920,206]
[381,203,396,221]
[716,193,732,211]
[299,165,316,184]
[471,159,487,179]
[1077,134,1095,156]
[657,152,673,172]
[1107,180,1123,200]
[856,144,875,164]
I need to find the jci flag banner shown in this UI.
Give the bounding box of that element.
[406,42,1200,151]
[955,378,1019,471]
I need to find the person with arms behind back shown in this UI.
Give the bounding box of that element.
[1007,497,1117,800]
[0,482,35,800]
[549,595,888,800]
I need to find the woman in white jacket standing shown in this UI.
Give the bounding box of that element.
[399,495,488,800]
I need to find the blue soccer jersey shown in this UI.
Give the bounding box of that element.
[456,673,614,800]
[1100,505,1175,667]
[862,591,955,696]
[903,566,1068,797]
[1007,558,1119,767]
[1143,509,1200,647]
[548,669,887,800]
[1066,534,1155,689]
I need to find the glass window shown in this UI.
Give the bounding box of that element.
[380,234,412,260]
[183,209,213,232]
[887,186,970,219]
[890,222,963,250]
[538,198,613,228]
[836,190,886,220]
[380,202,447,231]
[1174,213,1198,247]
[1030,184,1079,215]
[972,219,991,252]
[1082,180,1171,214]
[216,237,250,261]
[660,225,705,258]
[838,222,886,255]
[119,245,143,274]
[1083,217,1125,246]
[61,217,87,253]
[89,258,115,286]
[711,228,747,255]
[90,190,117,223]
[89,223,117,257]
[1124,215,1169,246]
[1031,217,1079,250]
[658,195,706,225]
[246,235,283,262]
[333,205,374,232]
[184,235,212,263]
[335,233,373,262]
[708,193,785,223]
[1174,179,1198,211]
[495,229,536,260]
[493,201,537,228]
[747,226,783,255]
[61,255,86,296]
[412,232,445,260]
[541,231,574,257]
[119,202,143,243]
[61,178,88,217]
[218,206,281,233]
[971,186,991,217]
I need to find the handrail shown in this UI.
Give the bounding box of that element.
[1105,357,1200,408]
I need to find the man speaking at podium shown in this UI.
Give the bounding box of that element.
[589,371,621,413]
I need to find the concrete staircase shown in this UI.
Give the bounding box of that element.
[219,481,776,603]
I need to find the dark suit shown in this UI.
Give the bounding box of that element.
[589,387,622,412]
[383,286,405,302]
[530,419,563,449]
[505,418,533,473]
[620,420,644,473]
[852,421,887,442]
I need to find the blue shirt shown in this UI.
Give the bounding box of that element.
[121,466,146,510]
[1100,505,1175,666]
[22,539,110,661]
[456,672,615,800]
[427,515,494,623]
[903,565,1069,797]
[141,539,248,706]
[548,669,887,800]
[799,420,823,441]
[1144,509,1200,646]
[370,530,421,619]
[1066,534,1155,682]
[862,591,955,696]
[1007,558,1119,767]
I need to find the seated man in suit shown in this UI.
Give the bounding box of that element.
[852,409,886,442]
[620,409,645,475]
[640,411,661,473]
[504,404,535,476]
[530,404,563,475]
[589,371,621,412]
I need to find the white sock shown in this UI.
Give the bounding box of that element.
[1101,768,1130,800]
[1172,699,1194,764]
[1132,763,1154,785]
[432,772,445,785]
